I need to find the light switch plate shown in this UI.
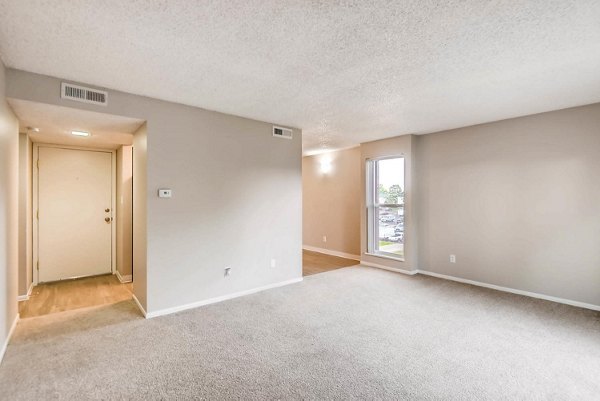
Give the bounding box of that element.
[158,189,172,198]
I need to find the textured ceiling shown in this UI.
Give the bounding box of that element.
[8,99,143,149]
[1,1,599,154]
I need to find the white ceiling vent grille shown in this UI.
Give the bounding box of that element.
[273,126,292,139]
[61,82,108,106]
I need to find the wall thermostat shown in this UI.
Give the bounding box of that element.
[158,189,172,198]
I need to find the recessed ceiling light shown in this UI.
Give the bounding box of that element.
[26,126,40,132]
[71,130,90,137]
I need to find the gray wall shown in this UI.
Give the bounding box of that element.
[132,124,147,310]
[116,145,133,279]
[302,147,361,257]
[17,132,32,296]
[145,102,302,312]
[6,69,302,315]
[0,61,19,360]
[416,103,600,306]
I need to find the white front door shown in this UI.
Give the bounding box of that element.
[38,147,113,283]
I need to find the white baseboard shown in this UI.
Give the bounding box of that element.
[303,245,360,261]
[132,294,147,318]
[116,270,132,283]
[360,259,600,312]
[418,270,600,312]
[360,261,418,276]
[145,277,303,319]
[0,313,19,365]
[17,282,34,302]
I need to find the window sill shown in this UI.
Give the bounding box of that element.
[364,252,405,262]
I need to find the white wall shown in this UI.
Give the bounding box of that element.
[0,61,19,361]
[4,69,302,316]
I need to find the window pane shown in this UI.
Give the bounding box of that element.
[376,158,404,205]
[367,156,405,260]
[376,206,404,257]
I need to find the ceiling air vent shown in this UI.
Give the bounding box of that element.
[273,126,292,139]
[61,82,108,106]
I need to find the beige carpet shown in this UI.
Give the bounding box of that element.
[1,266,599,400]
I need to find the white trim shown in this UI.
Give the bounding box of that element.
[132,294,147,318]
[111,150,117,275]
[115,270,132,283]
[364,252,405,262]
[33,143,117,284]
[359,262,600,311]
[417,270,600,312]
[0,314,19,365]
[360,261,418,275]
[303,245,360,261]
[17,282,34,302]
[145,277,303,319]
[32,144,38,284]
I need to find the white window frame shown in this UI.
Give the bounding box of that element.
[366,156,405,261]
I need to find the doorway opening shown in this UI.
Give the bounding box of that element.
[301,149,362,276]
[10,99,145,318]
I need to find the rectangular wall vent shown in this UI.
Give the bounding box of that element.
[61,82,108,106]
[273,126,293,139]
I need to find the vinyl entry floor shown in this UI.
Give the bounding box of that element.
[19,274,133,318]
[302,249,358,276]
[19,249,354,319]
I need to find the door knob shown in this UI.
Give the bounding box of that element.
[105,208,110,212]
[105,217,111,223]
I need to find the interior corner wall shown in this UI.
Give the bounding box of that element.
[416,103,600,306]
[17,132,32,296]
[0,61,19,360]
[302,147,361,257]
[132,124,147,310]
[116,145,133,280]
[360,135,418,272]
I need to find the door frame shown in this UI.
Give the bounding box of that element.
[32,143,117,285]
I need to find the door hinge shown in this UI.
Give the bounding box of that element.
[37,159,39,169]
[36,209,39,220]
[36,261,39,271]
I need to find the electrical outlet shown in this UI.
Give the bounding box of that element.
[224,267,231,277]
[158,188,172,198]
[323,235,327,243]
[270,259,276,268]
[449,255,456,263]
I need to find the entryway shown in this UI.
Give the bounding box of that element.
[19,275,132,318]
[36,146,113,283]
[9,98,145,318]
